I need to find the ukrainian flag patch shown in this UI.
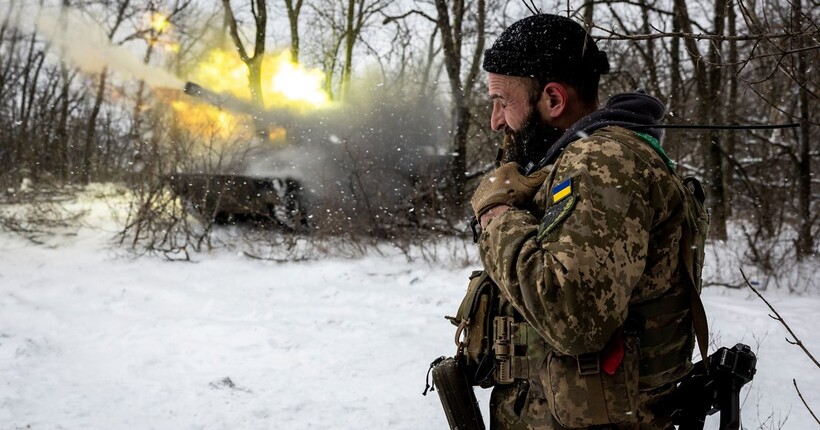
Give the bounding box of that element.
[552,178,572,203]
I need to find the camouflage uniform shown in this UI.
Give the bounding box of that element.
[478,125,693,430]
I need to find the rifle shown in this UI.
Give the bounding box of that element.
[661,343,757,430]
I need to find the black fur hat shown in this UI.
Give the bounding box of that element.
[483,14,610,79]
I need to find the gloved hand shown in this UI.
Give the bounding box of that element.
[470,162,549,219]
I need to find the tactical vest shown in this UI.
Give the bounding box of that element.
[451,128,710,393]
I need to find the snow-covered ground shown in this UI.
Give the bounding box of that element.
[1,189,818,429]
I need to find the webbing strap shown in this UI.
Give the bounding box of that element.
[587,374,609,423]
[688,281,710,367]
[679,187,710,367]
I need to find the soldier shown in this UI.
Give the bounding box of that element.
[469,14,704,430]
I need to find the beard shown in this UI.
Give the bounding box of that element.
[503,108,565,168]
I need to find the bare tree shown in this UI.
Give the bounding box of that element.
[790,0,816,260]
[672,0,729,240]
[283,0,305,61]
[221,0,267,108]
[432,0,487,202]
[80,0,135,183]
[309,0,393,100]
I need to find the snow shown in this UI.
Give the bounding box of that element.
[1,190,818,429]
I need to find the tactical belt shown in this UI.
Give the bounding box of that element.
[494,314,643,385]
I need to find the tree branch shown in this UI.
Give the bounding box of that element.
[742,268,820,369]
[221,0,250,63]
[590,23,820,42]
[382,9,436,24]
[793,379,820,425]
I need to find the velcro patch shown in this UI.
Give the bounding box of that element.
[537,190,576,242]
[552,178,572,203]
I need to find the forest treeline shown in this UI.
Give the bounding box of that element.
[0,0,816,266]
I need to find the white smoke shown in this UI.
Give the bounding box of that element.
[20,5,184,89]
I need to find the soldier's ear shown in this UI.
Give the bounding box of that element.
[540,82,568,120]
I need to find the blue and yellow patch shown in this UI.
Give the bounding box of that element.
[537,177,577,242]
[551,178,572,203]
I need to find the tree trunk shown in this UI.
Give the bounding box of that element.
[724,0,739,217]
[248,55,264,107]
[674,0,728,240]
[284,0,303,62]
[132,43,155,137]
[83,69,107,184]
[639,0,659,96]
[20,31,45,181]
[222,0,267,108]
[341,0,355,101]
[793,0,814,259]
[668,10,682,118]
[705,0,729,240]
[56,67,71,182]
[54,0,72,183]
[434,0,467,201]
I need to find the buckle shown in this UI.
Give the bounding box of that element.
[577,353,600,376]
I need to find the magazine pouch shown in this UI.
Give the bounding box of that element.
[541,335,640,428]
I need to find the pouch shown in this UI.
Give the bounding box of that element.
[450,271,498,386]
[540,336,640,428]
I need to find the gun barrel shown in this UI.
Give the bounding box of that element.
[183,82,207,98]
[182,81,295,129]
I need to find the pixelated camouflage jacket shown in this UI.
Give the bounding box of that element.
[478,123,690,360]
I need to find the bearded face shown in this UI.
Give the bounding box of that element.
[503,104,565,168]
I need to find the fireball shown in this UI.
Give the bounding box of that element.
[269,52,329,108]
[188,49,331,111]
[143,12,179,53]
[169,100,253,141]
[168,49,330,143]
[149,13,171,33]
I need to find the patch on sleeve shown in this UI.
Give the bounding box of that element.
[537,179,577,242]
[551,178,572,203]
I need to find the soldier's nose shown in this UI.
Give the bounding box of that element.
[491,104,506,131]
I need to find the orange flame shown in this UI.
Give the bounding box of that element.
[163,49,329,144]
[143,12,179,53]
[169,100,254,141]
[188,49,331,111]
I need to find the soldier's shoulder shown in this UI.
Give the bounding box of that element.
[559,126,670,178]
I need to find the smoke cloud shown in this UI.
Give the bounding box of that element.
[28,6,184,90]
[242,82,451,224]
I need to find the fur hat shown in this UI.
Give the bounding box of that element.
[482,14,610,79]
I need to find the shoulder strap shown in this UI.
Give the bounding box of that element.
[678,177,710,367]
